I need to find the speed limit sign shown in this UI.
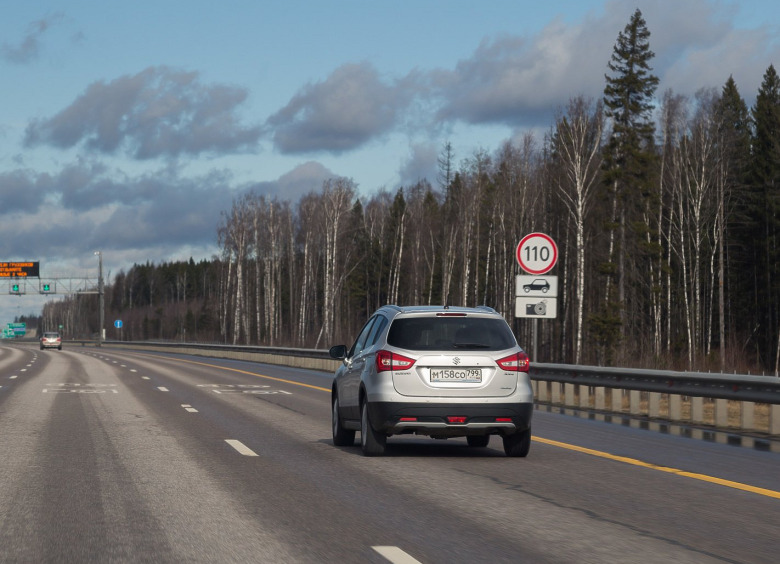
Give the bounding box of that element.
[516,232,558,275]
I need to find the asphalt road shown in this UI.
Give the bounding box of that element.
[1,342,778,563]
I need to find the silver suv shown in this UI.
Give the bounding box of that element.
[40,332,62,350]
[329,305,533,457]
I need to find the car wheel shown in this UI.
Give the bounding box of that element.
[360,401,386,456]
[467,435,490,448]
[332,396,355,447]
[503,428,531,457]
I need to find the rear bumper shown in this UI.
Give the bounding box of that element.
[368,401,533,437]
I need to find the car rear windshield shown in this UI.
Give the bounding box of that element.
[387,316,517,351]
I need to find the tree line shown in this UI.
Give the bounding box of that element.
[40,10,780,373]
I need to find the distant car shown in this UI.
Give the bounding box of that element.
[329,305,533,457]
[523,278,550,293]
[40,332,62,350]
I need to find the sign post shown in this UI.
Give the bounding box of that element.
[515,233,558,362]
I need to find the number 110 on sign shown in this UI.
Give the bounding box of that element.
[516,233,558,275]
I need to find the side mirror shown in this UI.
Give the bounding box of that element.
[329,345,348,360]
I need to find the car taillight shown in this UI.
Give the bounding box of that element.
[496,352,530,372]
[375,350,416,372]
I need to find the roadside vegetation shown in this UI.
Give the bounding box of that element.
[38,10,780,374]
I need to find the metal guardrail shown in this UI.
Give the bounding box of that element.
[88,340,780,405]
[65,340,780,435]
[531,363,780,405]
[98,340,330,359]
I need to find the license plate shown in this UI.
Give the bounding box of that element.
[430,368,482,383]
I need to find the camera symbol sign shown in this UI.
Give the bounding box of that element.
[516,232,558,275]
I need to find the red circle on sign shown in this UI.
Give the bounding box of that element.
[516,232,558,275]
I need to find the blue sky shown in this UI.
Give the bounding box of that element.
[1,0,779,326]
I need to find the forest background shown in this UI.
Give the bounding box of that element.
[34,10,780,374]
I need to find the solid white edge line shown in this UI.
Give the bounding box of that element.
[372,546,423,564]
[225,439,258,457]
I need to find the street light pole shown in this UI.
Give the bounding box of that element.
[95,251,104,346]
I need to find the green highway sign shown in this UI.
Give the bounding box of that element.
[7,322,26,336]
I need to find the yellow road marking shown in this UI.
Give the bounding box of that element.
[533,436,780,500]
[127,351,779,499]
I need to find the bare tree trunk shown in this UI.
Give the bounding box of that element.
[552,96,604,364]
[316,178,355,348]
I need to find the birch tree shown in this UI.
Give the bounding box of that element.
[679,89,720,366]
[296,193,322,346]
[218,194,254,344]
[552,96,604,363]
[316,177,356,348]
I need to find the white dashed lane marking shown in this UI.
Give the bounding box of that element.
[225,440,258,457]
[372,546,423,564]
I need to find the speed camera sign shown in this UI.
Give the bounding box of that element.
[516,233,558,275]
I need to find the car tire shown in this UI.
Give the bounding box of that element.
[467,435,490,447]
[503,428,531,457]
[360,401,386,456]
[332,396,355,447]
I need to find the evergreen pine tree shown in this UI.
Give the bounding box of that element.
[750,65,780,368]
[715,76,753,357]
[599,8,659,360]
